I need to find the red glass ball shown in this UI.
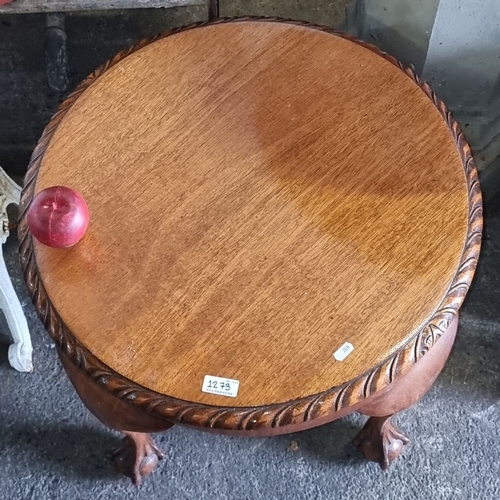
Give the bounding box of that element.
[27,186,90,248]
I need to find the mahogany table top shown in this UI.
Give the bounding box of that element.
[19,19,481,419]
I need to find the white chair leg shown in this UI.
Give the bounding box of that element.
[2,261,34,372]
[0,166,33,372]
[0,246,33,372]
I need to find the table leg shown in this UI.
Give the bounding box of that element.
[58,349,174,484]
[110,431,165,485]
[353,315,458,469]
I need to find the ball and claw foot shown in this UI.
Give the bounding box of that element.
[352,415,410,469]
[110,432,164,485]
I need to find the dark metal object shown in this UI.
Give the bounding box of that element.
[45,13,69,94]
[208,0,218,20]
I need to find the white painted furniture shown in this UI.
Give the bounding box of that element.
[0,167,33,372]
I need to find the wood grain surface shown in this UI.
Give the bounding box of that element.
[21,20,477,410]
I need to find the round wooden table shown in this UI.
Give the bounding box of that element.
[19,18,482,484]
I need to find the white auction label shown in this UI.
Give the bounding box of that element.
[333,342,354,361]
[202,375,240,398]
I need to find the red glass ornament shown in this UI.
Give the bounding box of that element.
[27,186,89,248]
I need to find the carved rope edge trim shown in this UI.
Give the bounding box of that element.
[18,17,483,431]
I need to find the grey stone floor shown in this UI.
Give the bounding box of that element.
[1,2,500,499]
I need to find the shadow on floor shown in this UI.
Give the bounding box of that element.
[1,421,120,481]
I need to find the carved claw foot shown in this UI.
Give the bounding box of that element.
[110,432,164,485]
[352,416,410,469]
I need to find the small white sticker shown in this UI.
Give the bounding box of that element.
[202,375,240,398]
[333,342,354,361]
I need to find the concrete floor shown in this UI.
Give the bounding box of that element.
[1,2,500,499]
